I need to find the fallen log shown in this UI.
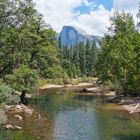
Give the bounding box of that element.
[129,103,140,114]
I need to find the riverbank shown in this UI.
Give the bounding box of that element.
[39,82,95,90]
[0,82,139,131]
[0,87,139,140]
[39,81,140,114]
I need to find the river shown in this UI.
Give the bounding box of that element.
[0,88,140,140]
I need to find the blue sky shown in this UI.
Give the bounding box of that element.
[94,0,113,10]
[34,0,139,36]
[74,0,113,14]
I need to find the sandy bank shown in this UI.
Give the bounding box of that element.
[39,82,94,90]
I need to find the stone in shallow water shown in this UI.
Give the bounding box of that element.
[14,115,23,120]
[15,126,22,130]
[5,124,15,130]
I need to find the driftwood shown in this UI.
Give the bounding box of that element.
[81,87,99,93]
[122,103,140,114]
[129,103,140,114]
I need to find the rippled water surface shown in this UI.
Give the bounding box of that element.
[0,88,140,140]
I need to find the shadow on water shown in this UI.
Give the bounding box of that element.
[72,94,96,101]
[114,134,140,140]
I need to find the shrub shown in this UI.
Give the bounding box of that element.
[0,83,12,103]
[5,65,39,92]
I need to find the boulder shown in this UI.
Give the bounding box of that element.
[106,96,121,103]
[82,88,88,92]
[24,108,33,116]
[5,124,15,130]
[14,115,23,120]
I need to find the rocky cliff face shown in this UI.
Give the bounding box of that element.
[59,26,101,46]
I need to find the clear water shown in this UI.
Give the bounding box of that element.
[0,88,140,140]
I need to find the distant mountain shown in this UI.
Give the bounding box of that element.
[58,26,101,46]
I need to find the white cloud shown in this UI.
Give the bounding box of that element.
[33,0,140,36]
[74,5,114,36]
[113,0,139,25]
[33,0,84,31]
[113,0,139,10]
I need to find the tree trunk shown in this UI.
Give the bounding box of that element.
[20,90,28,105]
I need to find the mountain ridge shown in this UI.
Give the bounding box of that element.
[58,25,101,46]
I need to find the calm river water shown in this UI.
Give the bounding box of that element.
[0,88,140,140]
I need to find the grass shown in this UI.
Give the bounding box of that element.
[38,77,97,86]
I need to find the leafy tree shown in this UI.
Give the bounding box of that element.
[96,12,140,96]
[6,65,38,104]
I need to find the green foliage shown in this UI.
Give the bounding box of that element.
[96,12,140,95]
[59,41,99,78]
[5,94,20,105]
[6,65,39,92]
[0,0,64,97]
[49,78,64,85]
[44,66,63,79]
[0,83,12,103]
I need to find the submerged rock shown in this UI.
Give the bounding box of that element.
[5,125,22,130]
[5,124,15,130]
[106,96,121,103]
[15,126,22,130]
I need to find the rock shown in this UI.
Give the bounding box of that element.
[119,100,136,105]
[24,108,33,115]
[15,104,28,113]
[4,105,13,112]
[5,124,15,130]
[38,114,41,119]
[25,94,32,99]
[15,126,22,130]
[82,88,88,92]
[15,105,21,109]
[0,108,8,125]
[59,25,101,46]
[5,125,22,130]
[4,105,12,110]
[106,96,121,103]
[81,87,99,93]
[106,91,116,97]
[15,105,23,112]
[14,115,23,120]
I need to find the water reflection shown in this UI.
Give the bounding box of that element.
[32,90,140,140]
[0,89,140,140]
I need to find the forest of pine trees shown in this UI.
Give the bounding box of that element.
[58,38,99,78]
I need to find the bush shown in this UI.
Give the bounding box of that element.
[50,78,64,85]
[0,83,12,103]
[5,65,39,92]
[5,94,20,105]
[38,79,48,86]
[80,76,93,83]
[71,79,79,85]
